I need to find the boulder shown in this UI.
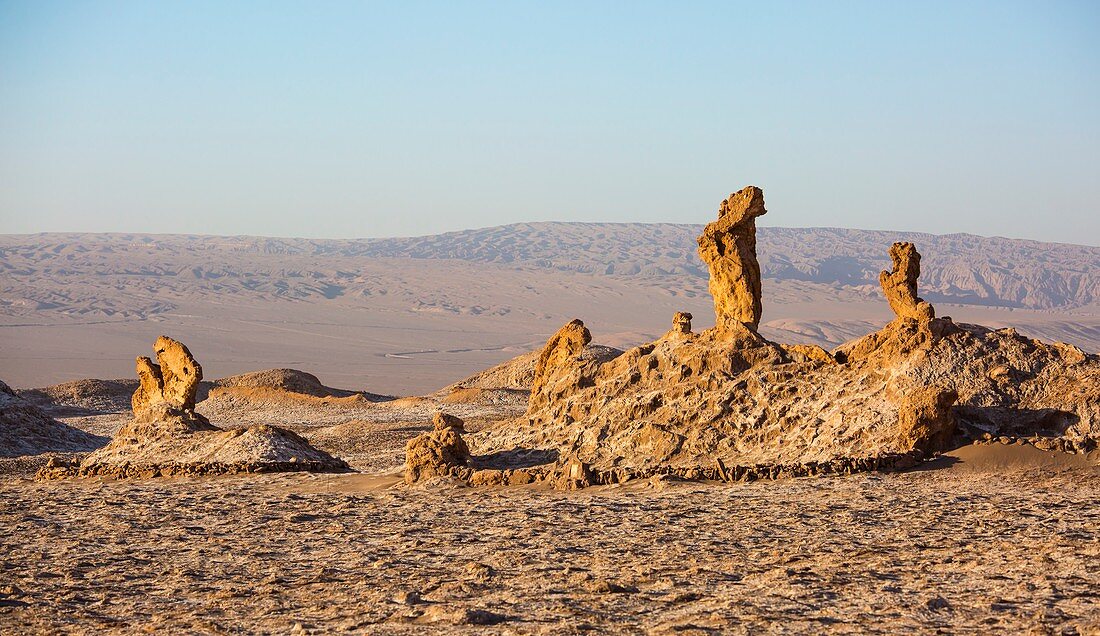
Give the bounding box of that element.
[404,412,472,484]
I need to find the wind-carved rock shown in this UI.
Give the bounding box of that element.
[897,386,958,453]
[697,186,767,331]
[40,335,349,480]
[453,186,1099,490]
[528,319,592,414]
[131,336,203,418]
[880,242,935,323]
[671,312,693,335]
[404,412,472,484]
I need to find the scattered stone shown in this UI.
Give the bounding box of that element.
[392,591,421,605]
[555,455,593,490]
[588,580,638,594]
[457,608,509,626]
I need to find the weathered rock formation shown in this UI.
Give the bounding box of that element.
[132,336,203,418]
[404,412,473,484]
[880,242,935,323]
[671,312,693,335]
[212,368,366,399]
[528,319,597,414]
[696,186,767,331]
[18,378,139,415]
[441,343,623,396]
[897,386,958,453]
[38,337,349,479]
[432,185,1099,488]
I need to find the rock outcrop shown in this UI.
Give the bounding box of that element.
[696,186,767,331]
[132,336,203,418]
[212,368,365,399]
[880,242,935,323]
[404,412,473,484]
[442,343,623,396]
[528,319,596,414]
[897,386,958,453]
[436,185,1099,489]
[38,337,350,480]
[671,312,693,335]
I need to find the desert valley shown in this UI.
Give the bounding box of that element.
[4,2,1099,632]
[1,187,1098,634]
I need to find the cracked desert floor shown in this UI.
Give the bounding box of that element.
[3,444,1100,634]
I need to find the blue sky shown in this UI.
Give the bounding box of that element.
[0,1,1097,242]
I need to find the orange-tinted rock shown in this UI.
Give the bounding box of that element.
[528,319,593,414]
[153,335,203,410]
[132,356,165,418]
[40,336,349,480]
[460,189,1099,489]
[697,186,767,331]
[131,336,203,418]
[782,344,835,364]
[879,242,935,323]
[897,386,958,453]
[672,312,693,335]
[404,413,473,484]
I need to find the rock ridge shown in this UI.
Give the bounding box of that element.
[406,186,1100,488]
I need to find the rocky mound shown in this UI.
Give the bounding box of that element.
[441,345,624,393]
[0,380,107,458]
[410,186,1099,487]
[405,413,473,484]
[17,378,138,415]
[38,337,350,479]
[212,368,363,398]
[432,343,623,410]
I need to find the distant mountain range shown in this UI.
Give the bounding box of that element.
[2,224,1097,315]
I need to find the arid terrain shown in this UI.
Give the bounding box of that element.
[2,217,1099,634]
[3,450,1099,634]
[4,378,1100,634]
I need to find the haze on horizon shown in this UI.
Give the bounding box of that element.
[0,1,1097,244]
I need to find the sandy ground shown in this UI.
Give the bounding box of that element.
[2,446,1098,635]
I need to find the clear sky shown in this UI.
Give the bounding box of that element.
[0,1,1097,243]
